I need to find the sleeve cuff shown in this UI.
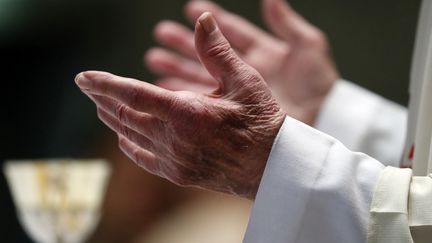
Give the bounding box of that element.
[244,116,384,243]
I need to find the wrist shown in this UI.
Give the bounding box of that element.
[244,107,286,199]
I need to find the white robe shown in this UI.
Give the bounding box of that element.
[243,80,407,243]
[244,82,432,243]
[244,0,432,241]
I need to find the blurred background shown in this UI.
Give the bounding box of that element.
[1,0,421,242]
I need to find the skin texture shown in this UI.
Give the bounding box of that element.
[146,0,340,125]
[75,13,286,199]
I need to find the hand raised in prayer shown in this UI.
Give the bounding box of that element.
[75,13,285,199]
[146,0,339,125]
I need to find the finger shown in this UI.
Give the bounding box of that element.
[118,135,161,175]
[156,77,218,93]
[195,12,264,93]
[185,0,270,53]
[75,71,176,120]
[153,20,197,59]
[263,0,322,44]
[145,47,215,86]
[89,94,163,139]
[97,107,156,152]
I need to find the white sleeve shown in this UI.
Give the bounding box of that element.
[243,116,385,243]
[315,80,407,167]
[368,167,432,243]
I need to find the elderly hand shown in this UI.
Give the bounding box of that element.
[75,13,285,199]
[146,0,339,125]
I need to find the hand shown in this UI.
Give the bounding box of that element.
[146,0,339,125]
[75,13,285,199]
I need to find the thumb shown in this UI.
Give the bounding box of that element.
[194,12,263,94]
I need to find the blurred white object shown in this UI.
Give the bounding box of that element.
[3,159,111,243]
[403,0,432,174]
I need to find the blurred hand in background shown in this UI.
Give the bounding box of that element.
[146,0,340,125]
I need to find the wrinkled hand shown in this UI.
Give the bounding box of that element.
[146,0,339,125]
[75,13,285,199]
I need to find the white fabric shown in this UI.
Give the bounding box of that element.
[367,167,414,243]
[244,81,408,243]
[316,80,407,167]
[244,116,385,243]
[367,167,432,243]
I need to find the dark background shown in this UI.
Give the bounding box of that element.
[1,0,421,242]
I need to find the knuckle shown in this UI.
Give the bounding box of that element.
[114,103,129,122]
[130,148,142,165]
[163,93,179,110]
[118,136,128,153]
[159,94,182,117]
[206,41,234,62]
[118,140,148,170]
[119,124,130,139]
[98,73,115,93]
[117,137,138,162]
[127,85,143,108]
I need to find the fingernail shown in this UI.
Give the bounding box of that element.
[198,12,216,33]
[75,72,91,88]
